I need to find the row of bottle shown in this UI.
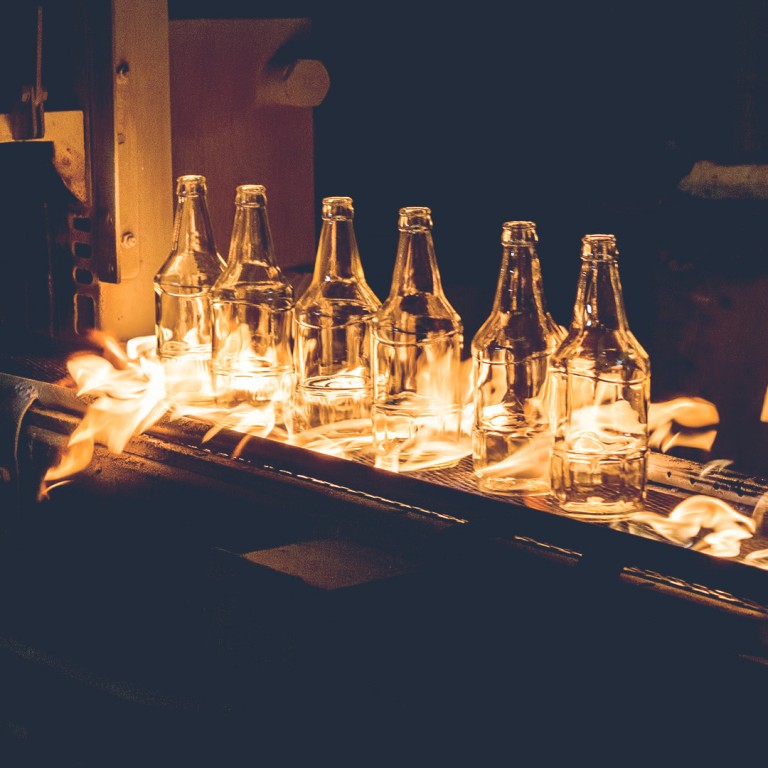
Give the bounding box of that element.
[153,175,650,520]
[474,222,650,520]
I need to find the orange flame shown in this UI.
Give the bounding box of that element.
[744,549,768,569]
[648,397,719,453]
[629,494,755,557]
[41,334,168,496]
[41,336,759,571]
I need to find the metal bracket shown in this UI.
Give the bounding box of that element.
[9,4,47,141]
[0,109,88,207]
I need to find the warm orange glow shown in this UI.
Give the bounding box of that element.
[40,336,763,568]
[744,548,768,569]
[473,430,551,486]
[648,397,719,453]
[630,494,755,557]
[41,333,168,496]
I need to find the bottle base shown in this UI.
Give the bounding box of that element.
[372,400,464,473]
[550,445,647,522]
[477,476,550,495]
[551,498,642,522]
[292,379,372,435]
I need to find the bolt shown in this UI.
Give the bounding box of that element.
[121,232,137,248]
[115,61,130,83]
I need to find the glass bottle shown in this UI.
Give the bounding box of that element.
[211,185,294,430]
[371,206,464,472]
[154,174,225,404]
[293,196,381,434]
[471,221,561,493]
[549,233,651,520]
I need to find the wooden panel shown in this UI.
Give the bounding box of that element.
[98,0,174,341]
[168,19,319,270]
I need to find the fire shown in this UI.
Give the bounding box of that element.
[41,335,766,570]
[41,333,168,495]
[628,494,756,558]
[744,549,768,569]
[289,419,373,458]
[648,397,719,453]
[473,429,552,484]
[569,399,645,449]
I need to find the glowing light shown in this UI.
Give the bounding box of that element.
[629,494,756,557]
[41,333,168,496]
[39,336,765,572]
[648,397,719,453]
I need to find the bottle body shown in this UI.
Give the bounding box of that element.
[471,221,558,493]
[372,207,464,472]
[154,175,225,404]
[211,185,294,429]
[293,197,380,433]
[549,234,650,519]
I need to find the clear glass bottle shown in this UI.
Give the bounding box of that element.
[293,196,381,433]
[371,206,464,472]
[471,221,561,493]
[211,185,294,429]
[154,174,225,404]
[549,233,651,520]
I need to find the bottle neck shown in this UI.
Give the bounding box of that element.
[494,243,546,315]
[228,204,275,267]
[571,256,629,331]
[312,218,362,280]
[390,228,443,296]
[173,194,217,255]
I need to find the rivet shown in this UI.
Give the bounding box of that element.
[121,232,137,248]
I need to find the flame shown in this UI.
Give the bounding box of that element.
[648,397,719,453]
[41,334,169,495]
[473,429,552,482]
[289,418,373,458]
[369,329,470,474]
[569,399,645,449]
[628,494,756,557]
[212,322,286,386]
[385,433,472,473]
[744,549,768,569]
[40,335,764,571]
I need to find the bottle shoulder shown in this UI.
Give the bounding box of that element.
[376,293,461,324]
[373,295,463,342]
[154,249,224,287]
[551,327,651,376]
[472,310,551,350]
[212,283,294,309]
[216,261,288,283]
[295,279,381,312]
[213,263,293,301]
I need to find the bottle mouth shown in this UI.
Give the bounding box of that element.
[322,196,354,220]
[501,220,537,245]
[235,184,268,206]
[581,233,618,260]
[398,206,432,231]
[176,174,207,196]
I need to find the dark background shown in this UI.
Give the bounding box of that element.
[173,1,768,337]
